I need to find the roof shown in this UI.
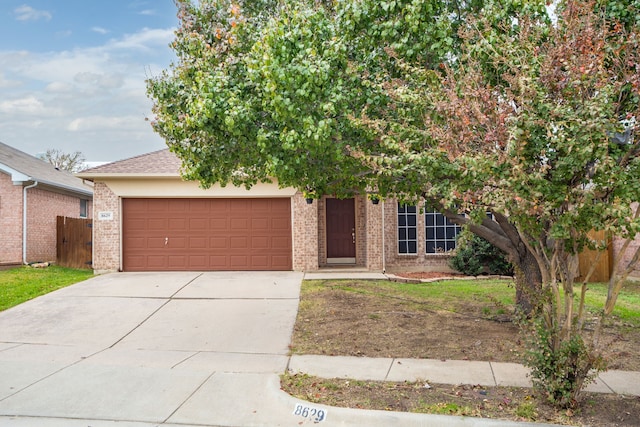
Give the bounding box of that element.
[0,141,93,197]
[78,148,182,178]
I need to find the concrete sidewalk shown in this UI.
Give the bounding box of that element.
[288,355,640,396]
[0,270,635,427]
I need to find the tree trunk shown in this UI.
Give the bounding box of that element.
[512,248,543,315]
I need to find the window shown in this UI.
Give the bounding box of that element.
[425,208,461,253]
[398,204,417,254]
[80,199,88,218]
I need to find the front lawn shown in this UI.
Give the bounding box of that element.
[0,265,93,311]
[284,277,640,426]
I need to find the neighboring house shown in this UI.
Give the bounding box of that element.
[0,141,94,266]
[79,148,640,277]
[79,149,462,273]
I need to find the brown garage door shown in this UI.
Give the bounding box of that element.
[122,198,292,271]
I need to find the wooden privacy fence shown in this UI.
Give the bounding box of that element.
[576,230,612,283]
[56,216,92,269]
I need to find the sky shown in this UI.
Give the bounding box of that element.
[0,0,179,163]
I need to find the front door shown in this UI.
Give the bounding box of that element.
[326,198,356,263]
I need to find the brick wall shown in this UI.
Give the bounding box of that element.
[26,187,93,263]
[292,192,319,271]
[91,182,121,272]
[365,199,384,271]
[0,173,23,264]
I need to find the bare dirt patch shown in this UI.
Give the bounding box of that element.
[285,276,640,426]
[282,374,640,427]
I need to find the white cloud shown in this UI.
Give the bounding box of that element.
[45,81,73,92]
[139,9,156,16]
[14,5,52,22]
[92,26,110,35]
[107,28,175,51]
[67,115,146,132]
[0,73,21,89]
[0,26,175,160]
[0,96,45,114]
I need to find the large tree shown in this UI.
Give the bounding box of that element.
[361,0,640,406]
[148,0,549,310]
[148,0,640,406]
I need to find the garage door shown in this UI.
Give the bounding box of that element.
[122,198,292,271]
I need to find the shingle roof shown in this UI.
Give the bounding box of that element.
[79,149,181,176]
[0,141,93,197]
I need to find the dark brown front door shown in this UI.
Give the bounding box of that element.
[326,198,356,259]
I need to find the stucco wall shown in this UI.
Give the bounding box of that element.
[0,172,23,264]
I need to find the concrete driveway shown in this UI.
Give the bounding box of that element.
[0,271,304,426]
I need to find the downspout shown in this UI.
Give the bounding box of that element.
[381,201,386,274]
[23,181,39,265]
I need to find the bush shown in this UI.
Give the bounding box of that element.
[449,231,513,276]
[520,314,605,409]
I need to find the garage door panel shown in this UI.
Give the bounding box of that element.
[169,237,186,249]
[271,255,291,269]
[250,255,269,268]
[147,200,169,212]
[252,218,269,230]
[230,255,249,268]
[251,236,269,249]
[147,237,166,249]
[168,218,187,230]
[189,218,208,230]
[210,236,228,248]
[146,256,168,269]
[148,218,166,230]
[230,236,248,249]
[126,218,146,231]
[271,217,289,230]
[190,237,207,249]
[167,199,188,212]
[168,255,188,268]
[272,236,290,250]
[123,198,291,271]
[230,218,249,230]
[209,255,229,269]
[210,218,228,229]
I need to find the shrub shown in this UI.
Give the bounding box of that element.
[520,314,605,409]
[449,231,513,276]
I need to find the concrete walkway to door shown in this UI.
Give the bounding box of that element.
[0,271,555,427]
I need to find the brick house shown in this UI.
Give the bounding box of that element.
[0,141,93,266]
[79,149,463,273]
[79,149,639,278]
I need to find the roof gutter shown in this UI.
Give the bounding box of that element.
[23,180,38,265]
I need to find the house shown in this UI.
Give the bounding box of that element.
[79,149,465,273]
[0,141,94,266]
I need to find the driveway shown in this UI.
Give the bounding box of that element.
[0,271,303,426]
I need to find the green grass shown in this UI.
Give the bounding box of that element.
[302,278,640,324]
[0,265,93,311]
